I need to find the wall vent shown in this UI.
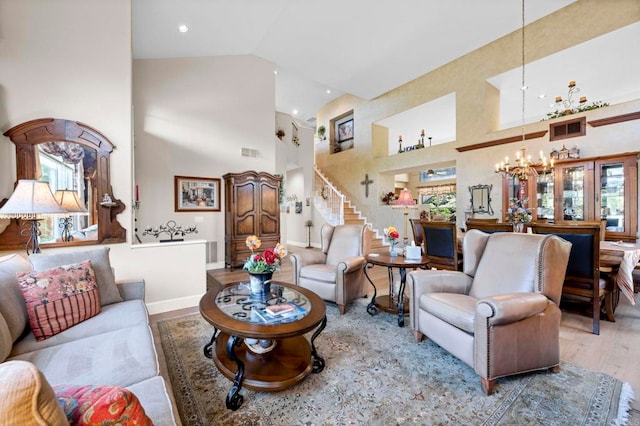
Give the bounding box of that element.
[549,116,586,141]
[206,241,217,263]
[241,147,259,158]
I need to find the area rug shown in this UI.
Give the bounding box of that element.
[158,298,634,425]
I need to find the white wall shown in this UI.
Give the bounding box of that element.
[275,112,318,247]
[0,0,206,313]
[133,56,277,267]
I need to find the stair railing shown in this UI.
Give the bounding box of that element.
[313,165,344,225]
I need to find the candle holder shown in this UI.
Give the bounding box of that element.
[143,220,198,242]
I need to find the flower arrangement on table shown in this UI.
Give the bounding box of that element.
[382,191,398,205]
[243,236,288,274]
[507,198,532,225]
[384,226,400,254]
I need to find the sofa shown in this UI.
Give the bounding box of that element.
[0,247,176,425]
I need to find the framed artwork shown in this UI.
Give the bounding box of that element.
[336,118,354,142]
[295,201,303,214]
[174,175,221,212]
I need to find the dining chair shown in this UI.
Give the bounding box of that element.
[466,218,499,224]
[410,218,424,247]
[530,223,612,335]
[418,220,462,271]
[465,221,513,233]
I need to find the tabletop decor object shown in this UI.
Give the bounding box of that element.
[0,180,67,254]
[243,235,287,297]
[383,226,400,256]
[506,198,531,232]
[142,220,197,242]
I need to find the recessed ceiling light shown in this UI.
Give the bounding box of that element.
[538,94,546,99]
[292,109,298,115]
[520,85,528,91]
[326,89,331,94]
[178,24,189,33]
[274,70,278,75]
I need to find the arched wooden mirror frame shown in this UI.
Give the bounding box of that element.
[0,118,126,250]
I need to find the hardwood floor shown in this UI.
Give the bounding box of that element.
[151,254,640,422]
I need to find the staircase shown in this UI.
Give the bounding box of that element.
[313,166,385,250]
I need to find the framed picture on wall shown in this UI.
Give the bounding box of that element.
[174,175,221,212]
[336,118,354,142]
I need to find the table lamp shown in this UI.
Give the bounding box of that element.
[0,180,67,253]
[54,189,88,242]
[392,188,418,246]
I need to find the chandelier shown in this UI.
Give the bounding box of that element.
[494,0,554,182]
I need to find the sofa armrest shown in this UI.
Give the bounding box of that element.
[476,293,549,325]
[116,279,146,301]
[337,256,365,273]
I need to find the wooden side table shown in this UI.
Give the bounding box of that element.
[363,249,429,327]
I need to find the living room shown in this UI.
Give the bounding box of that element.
[1,0,639,424]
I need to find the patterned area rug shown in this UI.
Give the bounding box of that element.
[158,298,633,425]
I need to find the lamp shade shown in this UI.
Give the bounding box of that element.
[395,188,416,206]
[54,190,88,213]
[0,180,67,219]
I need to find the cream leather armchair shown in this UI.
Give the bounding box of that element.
[408,230,571,395]
[290,224,370,314]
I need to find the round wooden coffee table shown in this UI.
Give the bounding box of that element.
[199,280,326,410]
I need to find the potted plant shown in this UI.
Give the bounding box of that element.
[276,129,285,140]
[317,125,326,140]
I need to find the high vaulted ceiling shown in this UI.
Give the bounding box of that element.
[133,0,639,129]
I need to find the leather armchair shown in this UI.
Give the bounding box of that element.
[290,224,370,314]
[408,230,572,395]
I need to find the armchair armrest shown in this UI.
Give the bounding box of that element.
[289,250,327,268]
[408,270,473,298]
[476,293,549,325]
[116,279,145,301]
[337,256,365,273]
[289,250,327,285]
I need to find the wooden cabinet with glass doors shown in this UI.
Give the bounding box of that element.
[503,152,638,242]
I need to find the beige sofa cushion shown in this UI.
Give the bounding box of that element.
[0,360,69,425]
[0,254,31,343]
[29,247,123,305]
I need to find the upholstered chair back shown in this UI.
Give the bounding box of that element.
[467,232,567,306]
[324,224,366,265]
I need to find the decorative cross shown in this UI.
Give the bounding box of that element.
[360,174,374,198]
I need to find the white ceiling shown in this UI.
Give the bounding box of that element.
[132,0,610,126]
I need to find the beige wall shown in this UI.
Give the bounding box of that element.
[316,0,640,238]
[0,0,206,314]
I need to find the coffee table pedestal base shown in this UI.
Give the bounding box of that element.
[214,334,313,393]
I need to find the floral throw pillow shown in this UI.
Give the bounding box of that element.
[16,260,100,341]
[54,384,152,426]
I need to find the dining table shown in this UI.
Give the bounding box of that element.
[599,241,640,306]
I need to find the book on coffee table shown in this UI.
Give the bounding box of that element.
[265,302,306,317]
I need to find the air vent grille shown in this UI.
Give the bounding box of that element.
[241,148,259,158]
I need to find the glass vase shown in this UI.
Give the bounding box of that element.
[513,223,525,233]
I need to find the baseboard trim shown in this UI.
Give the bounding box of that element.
[146,294,201,315]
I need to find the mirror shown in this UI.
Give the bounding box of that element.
[469,184,493,215]
[0,118,126,250]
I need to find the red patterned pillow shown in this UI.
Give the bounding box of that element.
[53,384,152,426]
[16,260,100,341]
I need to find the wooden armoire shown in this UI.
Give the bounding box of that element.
[223,171,282,269]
